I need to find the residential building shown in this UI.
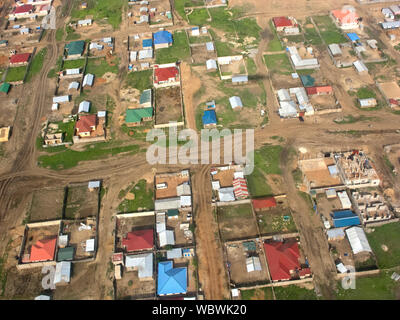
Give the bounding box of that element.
[157,261,187,296]
[202,109,217,128]
[125,107,153,126]
[332,210,360,228]
[345,227,372,254]
[125,253,153,280]
[122,229,154,252]
[75,114,97,137]
[331,9,359,30]
[64,40,85,58]
[154,30,173,49]
[29,237,57,262]
[10,52,31,66]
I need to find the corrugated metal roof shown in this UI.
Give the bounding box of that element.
[218,187,235,202]
[229,96,243,109]
[53,95,70,103]
[329,43,342,56]
[83,73,94,87]
[65,68,80,75]
[159,230,175,247]
[346,227,372,254]
[353,60,368,73]
[206,42,214,51]
[138,48,153,60]
[54,261,71,284]
[78,100,91,113]
[232,75,248,83]
[125,253,153,278]
[206,59,217,69]
[166,248,182,259]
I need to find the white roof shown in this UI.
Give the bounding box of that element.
[229,96,243,109]
[277,89,291,101]
[155,197,181,211]
[329,43,342,56]
[337,191,352,209]
[336,263,348,274]
[206,59,217,70]
[65,68,80,75]
[381,21,400,29]
[58,234,68,247]
[156,212,166,233]
[85,239,95,252]
[130,51,137,62]
[78,19,92,25]
[327,228,345,239]
[326,189,337,198]
[51,103,59,111]
[359,98,377,107]
[138,48,153,60]
[54,261,71,284]
[78,100,91,113]
[390,5,400,14]
[103,37,113,43]
[232,75,248,83]
[176,183,191,196]
[206,42,214,51]
[234,171,244,179]
[231,289,239,297]
[246,256,262,272]
[125,253,153,278]
[98,111,106,118]
[68,81,80,90]
[159,230,175,247]
[180,195,191,207]
[353,60,368,73]
[53,95,70,103]
[290,87,309,105]
[166,248,182,259]
[89,42,103,50]
[218,187,235,202]
[345,227,372,254]
[212,180,220,190]
[88,180,100,188]
[279,100,298,118]
[34,295,51,300]
[83,73,94,87]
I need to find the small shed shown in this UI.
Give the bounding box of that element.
[88,180,101,190]
[78,101,91,113]
[206,42,214,51]
[83,73,94,87]
[54,261,71,284]
[206,59,217,70]
[353,60,368,73]
[166,248,182,259]
[229,96,243,109]
[85,239,95,252]
[232,75,248,85]
[57,247,74,262]
[68,81,80,91]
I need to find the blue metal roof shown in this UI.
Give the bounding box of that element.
[347,33,360,42]
[157,261,187,295]
[142,38,153,48]
[332,210,360,228]
[202,110,217,125]
[154,31,173,45]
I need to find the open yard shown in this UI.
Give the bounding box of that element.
[155,86,183,125]
[217,204,258,241]
[256,205,297,236]
[116,263,156,299]
[118,179,154,213]
[264,54,293,75]
[274,284,317,300]
[155,31,190,64]
[241,286,274,300]
[64,184,99,219]
[28,188,65,222]
[313,15,347,45]
[125,69,153,92]
[5,66,27,82]
[86,57,118,77]
[62,59,86,70]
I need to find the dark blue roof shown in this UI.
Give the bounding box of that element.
[157,261,187,295]
[347,33,360,41]
[202,110,217,125]
[154,31,173,45]
[142,38,153,48]
[332,210,361,228]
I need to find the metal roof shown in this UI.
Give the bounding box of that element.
[54,261,71,284]
[353,60,368,73]
[138,48,153,60]
[346,227,372,254]
[88,180,100,188]
[125,253,153,278]
[78,100,91,113]
[53,95,70,103]
[159,230,175,247]
[229,96,243,109]
[218,187,235,202]
[83,73,94,87]
[166,248,182,259]
[68,81,80,90]
[232,75,248,83]
[157,261,187,295]
[206,42,214,51]
[206,59,217,69]
[202,109,217,125]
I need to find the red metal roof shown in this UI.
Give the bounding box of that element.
[233,178,248,199]
[389,98,399,105]
[122,229,153,252]
[252,197,277,209]
[30,237,57,262]
[14,4,33,14]
[272,17,293,28]
[75,114,97,133]
[331,9,359,24]
[10,53,30,64]
[264,239,309,281]
[154,66,179,83]
[306,86,333,95]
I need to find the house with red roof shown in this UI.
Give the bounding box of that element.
[75,114,97,138]
[10,53,31,66]
[306,85,333,96]
[331,9,359,30]
[122,229,154,252]
[232,177,249,200]
[10,4,34,18]
[264,239,311,282]
[252,197,277,211]
[272,17,294,31]
[30,237,57,262]
[153,64,180,87]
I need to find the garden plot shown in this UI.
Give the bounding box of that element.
[191,43,217,64]
[226,241,269,286]
[155,86,183,126]
[217,204,258,241]
[60,218,97,260]
[116,265,156,299]
[64,184,100,219]
[28,187,66,222]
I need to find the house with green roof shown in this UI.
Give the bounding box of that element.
[0,82,11,95]
[57,247,75,262]
[140,89,152,108]
[65,40,85,58]
[126,107,153,126]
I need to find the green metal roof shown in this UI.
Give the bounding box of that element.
[243,241,256,251]
[126,107,153,123]
[57,247,75,261]
[65,40,85,56]
[167,209,179,217]
[0,82,10,93]
[300,75,315,87]
[139,89,152,105]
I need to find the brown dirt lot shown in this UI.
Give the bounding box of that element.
[212,168,235,188]
[155,174,189,199]
[28,187,65,222]
[116,265,156,299]
[166,214,194,246]
[191,44,217,64]
[64,184,99,219]
[155,86,183,125]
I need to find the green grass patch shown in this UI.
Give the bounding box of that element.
[264,54,293,74]
[313,15,347,44]
[124,69,153,91]
[366,222,400,269]
[285,34,304,43]
[62,58,86,70]
[355,86,376,99]
[304,19,323,45]
[38,141,140,170]
[241,287,274,300]
[26,48,47,82]
[5,66,27,82]
[246,57,257,76]
[209,29,238,56]
[247,167,273,197]
[218,203,253,219]
[155,31,190,64]
[86,57,118,77]
[254,144,282,175]
[56,28,64,41]
[334,115,376,124]
[188,35,211,44]
[187,8,209,26]
[274,285,317,300]
[118,179,154,213]
[384,155,395,175]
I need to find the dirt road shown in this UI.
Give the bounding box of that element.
[180,62,201,130]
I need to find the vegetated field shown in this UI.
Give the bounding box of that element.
[118,179,154,213]
[174,0,205,21]
[313,15,347,45]
[65,184,99,219]
[56,28,64,41]
[247,145,283,197]
[241,287,274,300]
[38,141,140,170]
[217,204,258,241]
[354,86,377,99]
[125,69,153,92]
[65,25,81,41]
[86,57,118,77]
[28,188,65,222]
[245,57,257,76]
[336,269,400,300]
[267,21,283,52]
[70,0,123,29]
[155,31,190,64]
[264,54,293,75]
[274,284,317,300]
[303,18,323,45]
[366,222,400,269]
[188,35,211,44]
[62,58,86,70]
[256,206,297,235]
[334,115,377,125]
[5,66,27,82]
[26,48,47,82]
[187,8,209,26]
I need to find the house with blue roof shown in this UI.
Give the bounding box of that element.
[347,33,360,42]
[157,261,187,296]
[142,38,153,48]
[202,109,217,128]
[332,210,361,228]
[154,31,173,49]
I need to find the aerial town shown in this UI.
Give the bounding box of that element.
[1,0,400,302]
